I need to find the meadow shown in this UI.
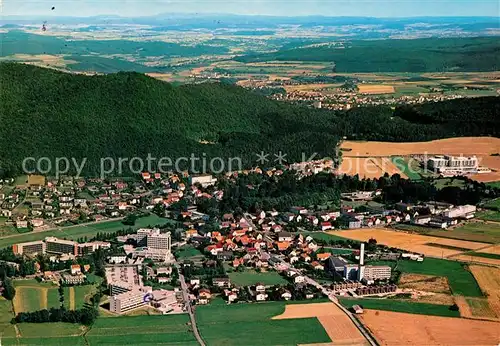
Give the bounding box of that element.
[374,258,482,297]
[390,157,422,180]
[395,221,500,244]
[13,280,60,313]
[228,270,288,286]
[85,314,197,345]
[338,297,460,317]
[196,302,331,346]
[0,214,172,248]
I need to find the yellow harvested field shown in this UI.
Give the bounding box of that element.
[360,310,500,346]
[284,83,338,92]
[358,84,395,94]
[273,303,368,345]
[338,157,407,179]
[480,245,500,255]
[470,266,500,318]
[331,228,488,257]
[27,174,45,186]
[341,137,500,157]
[451,255,500,266]
[471,156,500,182]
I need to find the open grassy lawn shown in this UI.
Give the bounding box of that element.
[86,314,197,345]
[378,258,483,297]
[0,298,16,339]
[0,214,173,248]
[476,211,500,222]
[174,245,203,259]
[432,178,466,190]
[484,198,500,210]
[228,270,288,286]
[2,323,85,346]
[196,302,331,346]
[338,297,460,317]
[486,181,500,189]
[391,157,422,180]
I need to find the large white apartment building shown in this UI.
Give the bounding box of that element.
[147,230,171,251]
[358,265,392,282]
[109,289,148,314]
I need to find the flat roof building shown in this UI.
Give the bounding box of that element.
[13,240,46,255]
[45,237,78,256]
[109,289,148,314]
[105,266,143,296]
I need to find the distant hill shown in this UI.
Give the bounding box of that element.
[234,37,500,72]
[0,63,498,177]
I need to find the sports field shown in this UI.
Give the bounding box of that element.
[228,270,287,286]
[0,214,172,248]
[196,302,332,346]
[360,310,499,346]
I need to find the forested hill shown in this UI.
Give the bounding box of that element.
[0,63,499,177]
[234,37,500,72]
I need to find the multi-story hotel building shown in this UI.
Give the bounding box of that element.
[12,240,46,255]
[13,237,110,257]
[146,230,171,251]
[45,237,78,255]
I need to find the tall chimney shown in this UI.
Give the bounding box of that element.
[359,243,365,266]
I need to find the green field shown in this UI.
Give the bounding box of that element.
[63,285,95,310]
[0,214,173,248]
[2,323,85,346]
[486,181,500,189]
[395,221,500,243]
[476,210,500,222]
[391,157,422,180]
[196,302,331,346]
[86,314,197,345]
[467,252,500,260]
[174,245,203,259]
[228,270,288,286]
[338,297,460,317]
[323,248,355,255]
[432,178,467,190]
[374,258,482,297]
[13,280,60,313]
[484,198,500,210]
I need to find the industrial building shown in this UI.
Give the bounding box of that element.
[427,155,478,175]
[443,205,476,219]
[342,243,392,283]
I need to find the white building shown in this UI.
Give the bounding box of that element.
[427,155,478,175]
[109,289,149,314]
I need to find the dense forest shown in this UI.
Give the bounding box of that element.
[235,37,500,72]
[0,63,499,177]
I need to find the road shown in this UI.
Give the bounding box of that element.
[270,255,379,346]
[176,264,206,346]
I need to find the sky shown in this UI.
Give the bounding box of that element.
[2,0,499,17]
